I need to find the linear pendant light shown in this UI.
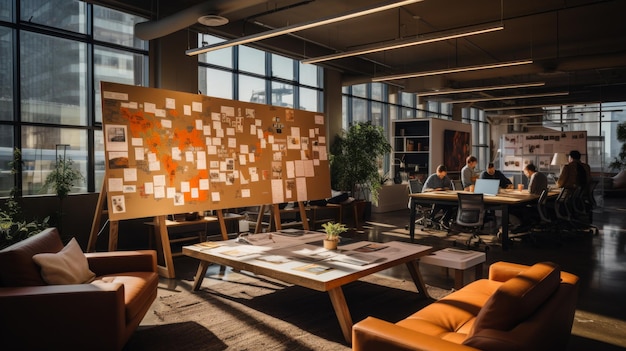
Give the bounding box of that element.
[417,82,545,97]
[301,23,503,64]
[186,0,424,56]
[450,91,569,104]
[372,59,533,82]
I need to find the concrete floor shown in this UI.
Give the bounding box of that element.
[151,196,626,350]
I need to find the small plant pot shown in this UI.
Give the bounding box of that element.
[323,239,339,250]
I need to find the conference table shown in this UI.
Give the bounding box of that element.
[409,189,548,250]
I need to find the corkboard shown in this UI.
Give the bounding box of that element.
[101,82,331,221]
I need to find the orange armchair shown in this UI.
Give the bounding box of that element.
[0,228,159,351]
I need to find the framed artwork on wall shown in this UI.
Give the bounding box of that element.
[443,129,471,172]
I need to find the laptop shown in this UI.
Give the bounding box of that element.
[473,179,500,196]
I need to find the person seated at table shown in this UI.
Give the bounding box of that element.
[556,150,591,189]
[524,163,548,195]
[461,155,479,190]
[510,164,548,233]
[422,165,455,228]
[480,163,513,189]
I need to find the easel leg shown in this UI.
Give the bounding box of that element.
[216,209,229,240]
[298,201,309,230]
[108,220,119,251]
[155,215,176,278]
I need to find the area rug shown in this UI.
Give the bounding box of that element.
[124,269,452,351]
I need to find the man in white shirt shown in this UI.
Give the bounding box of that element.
[461,155,478,190]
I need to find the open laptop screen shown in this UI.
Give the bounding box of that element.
[473,179,500,196]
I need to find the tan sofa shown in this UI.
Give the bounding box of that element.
[0,228,159,351]
[353,261,579,351]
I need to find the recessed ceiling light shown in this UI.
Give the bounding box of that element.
[197,15,229,27]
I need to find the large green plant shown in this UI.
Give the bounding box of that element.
[1,148,49,249]
[330,122,391,204]
[42,155,84,199]
[609,121,626,171]
[41,154,84,233]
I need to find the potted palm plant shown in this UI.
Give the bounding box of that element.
[321,221,348,250]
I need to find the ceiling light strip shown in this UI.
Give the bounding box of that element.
[451,91,569,104]
[482,101,601,111]
[417,82,545,97]
[372,59,533,81]
[301,23,503,64]
[186,0,424,56]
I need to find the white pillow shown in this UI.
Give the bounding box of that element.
[32,238,96,285]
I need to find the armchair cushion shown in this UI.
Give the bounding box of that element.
[33,238,96,285]
[470,262,560,334]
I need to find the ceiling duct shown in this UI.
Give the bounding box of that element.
[135,0,267,40]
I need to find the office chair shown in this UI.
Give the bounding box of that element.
[407,179,439,230]
[554,187,597,237]
[452,179,464,191]
[528,188,560,246]
[453,193,488,251]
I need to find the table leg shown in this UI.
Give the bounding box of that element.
[453,269,464,290]
[501,205,510,250]
[405,260,431,299]
[409,199,417,242]
[328,287,353,344]
[475,262,484,280]
[192,261,210,291]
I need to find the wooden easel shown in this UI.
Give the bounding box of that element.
[87,182,119,252]
[89,182,234,278]
[254,201,309,233]
[151,209,232,278]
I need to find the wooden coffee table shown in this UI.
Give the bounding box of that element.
[183,232,432,344]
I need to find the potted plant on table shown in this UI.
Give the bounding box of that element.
[321,221,348,250]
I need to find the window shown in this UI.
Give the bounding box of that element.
[20,32,88,126]
[197,36,324,112]
[239,46,265,75]
[0,1,149,196]
[0,27,12,121]
[198,34,232,68]
[239,75,266,104]
[199,67,233,100]
[20,0,87,34]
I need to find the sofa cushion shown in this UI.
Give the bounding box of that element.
[469,262,561,335]
[0,228,64,287]
[398,278,502,342]
[32,238,96,285]
[92,271,159,323]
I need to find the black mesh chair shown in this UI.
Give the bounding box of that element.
[454,193,487,250]
[528,188,560,245]
[452,179,464,191]
[407,179,438,230]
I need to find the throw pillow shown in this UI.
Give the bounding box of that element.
[32,238,96,285]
